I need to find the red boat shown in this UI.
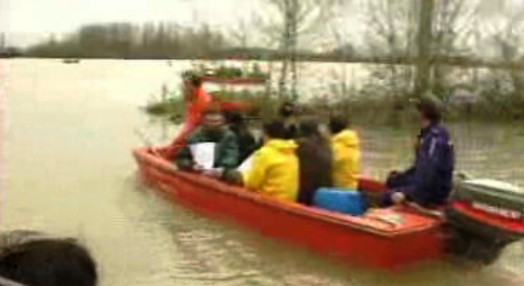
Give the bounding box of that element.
[201,76,267,85]
[133,146,524,269]
[133,146,446,269]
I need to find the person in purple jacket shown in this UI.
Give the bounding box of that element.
[381,101,455,208]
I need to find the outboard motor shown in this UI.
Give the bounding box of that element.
[445,178,524,264]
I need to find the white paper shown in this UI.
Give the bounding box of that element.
[190,143,216,170]
[237,154,255,173]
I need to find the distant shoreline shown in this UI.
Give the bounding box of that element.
[2,54,522,70]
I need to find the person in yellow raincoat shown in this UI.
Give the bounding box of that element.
[329,115,361,189]
[241,120,299,202]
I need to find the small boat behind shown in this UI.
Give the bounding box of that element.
[189,63,269,85]
[201,76,266,85]
[62,58,80,64]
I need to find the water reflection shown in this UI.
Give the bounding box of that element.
[1,59,522,286]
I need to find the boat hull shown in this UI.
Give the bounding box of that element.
[133,147,444,270]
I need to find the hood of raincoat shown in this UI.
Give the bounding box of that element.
[264,139,297,154]
[331,129,361,189]
[242,139,299,202]
[332,130,359,148]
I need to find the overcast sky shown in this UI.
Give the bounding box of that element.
[1,0,523,48]
[0,0,263,46]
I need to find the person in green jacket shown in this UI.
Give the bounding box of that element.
[176,110,239,175]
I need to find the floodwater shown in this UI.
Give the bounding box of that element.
[1,59,523,286]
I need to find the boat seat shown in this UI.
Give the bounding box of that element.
[313,188,367,216]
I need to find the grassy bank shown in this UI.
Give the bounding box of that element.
[143,86,524,126]
[144,96,524,126]
[143,90,279,123]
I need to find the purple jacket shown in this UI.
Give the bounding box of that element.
[393,124,455,207]
[410,124,455,206]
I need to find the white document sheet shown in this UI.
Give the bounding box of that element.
[189,143,216,170]
[237,154,255,173]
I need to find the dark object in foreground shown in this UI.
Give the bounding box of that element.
[0,231,97,286]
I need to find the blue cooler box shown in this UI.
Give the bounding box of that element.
[313,188,366,216]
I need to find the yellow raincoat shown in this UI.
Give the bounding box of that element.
[331,129,361,189]
[242,139,299,202]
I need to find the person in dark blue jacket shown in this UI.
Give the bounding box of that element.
[381,101,455,208]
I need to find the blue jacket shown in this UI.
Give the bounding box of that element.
[403,124,455,206]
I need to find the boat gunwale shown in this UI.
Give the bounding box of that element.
[133,147,440,238]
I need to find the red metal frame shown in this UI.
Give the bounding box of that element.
[201,76,266,85]
[133,147,445,270]
[451,201,524,234]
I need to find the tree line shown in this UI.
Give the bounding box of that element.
[19,0,524,118]
[25,23,228,59]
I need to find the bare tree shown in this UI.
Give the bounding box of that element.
[413,0,435,96]
[431,0,480,98]
[230,19,253,49]
[361,0,480,99]
[361,0,418,98]
[257,0,338,98]
[486,4,524,106]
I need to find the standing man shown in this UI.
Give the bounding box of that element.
[382,101,455,208]
[183,74,212,131]
[163,74,212,157]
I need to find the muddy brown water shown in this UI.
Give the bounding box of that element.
[1,59,522,286]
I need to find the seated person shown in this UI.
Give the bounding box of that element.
[176,110,239,174]
[329,115,361,189]
[381,101,454,208]
[279,101,298,139]
[296,120,332,206]
[232,120,299,202]
[0,230,97,286]
[225,112,260,163]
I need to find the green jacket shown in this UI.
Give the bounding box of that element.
[176,127,239,170]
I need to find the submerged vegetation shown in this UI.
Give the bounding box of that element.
[144,99,182,117]
[16,0,524,122]
[144,89,278,123]
[144,81,524,126]
[211,66,269,80]
[190,64,269,81]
